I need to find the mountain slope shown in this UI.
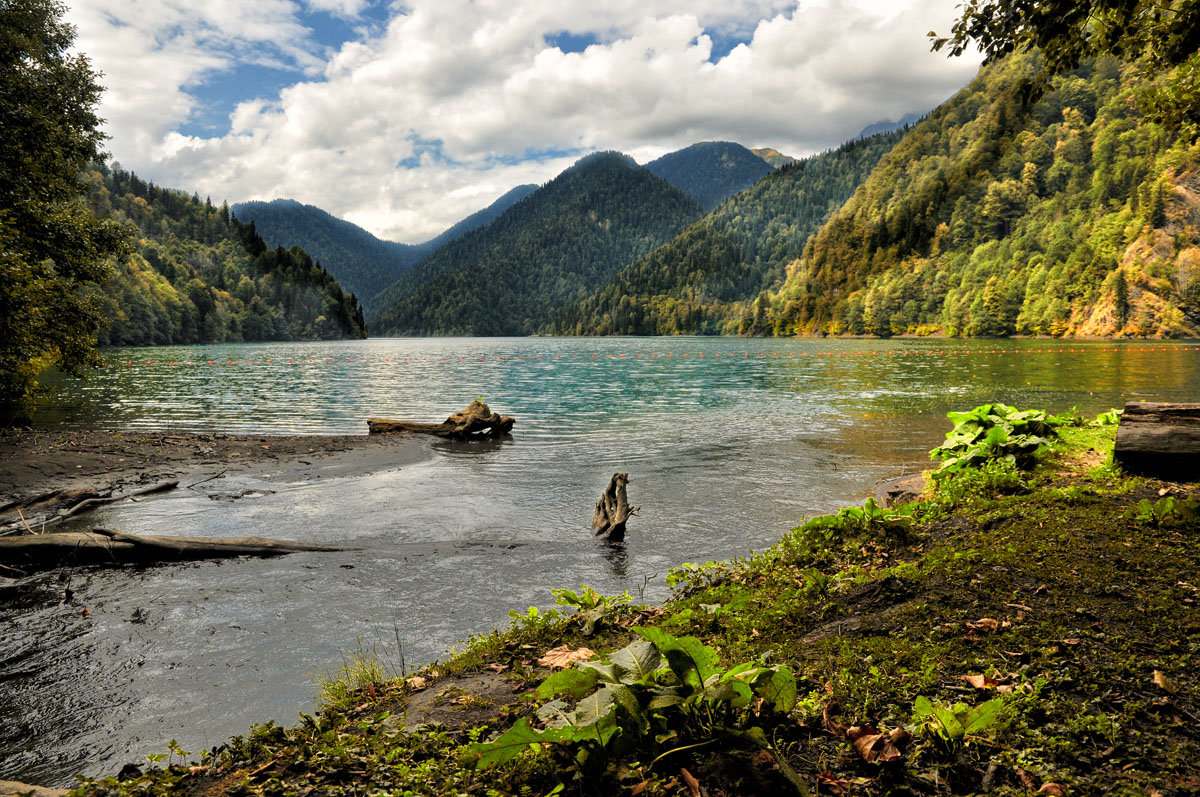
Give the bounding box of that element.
[370,152,704,336]
[552,129,905,336]
[87,166,366,346]
[750,147,797,169]
[231,199,417,304]
[233,185,538,305]
[644,142,774,210]
[767,53,1200,338]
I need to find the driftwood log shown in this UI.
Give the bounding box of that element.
[0,528,345,573]
[592,472,638,544]
[1114,402,1200,481]
[368,401,514,440]
[0,481,178,536]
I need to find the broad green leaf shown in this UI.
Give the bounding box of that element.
[537,667,600,699]
[755,667,798,714]
[963,698,1005,736]
[608,640,661,683]
[607,682,649,734]
[704,679,753,708]
[571,685,617,727]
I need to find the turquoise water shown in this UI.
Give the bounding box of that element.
[6,337,1200,785]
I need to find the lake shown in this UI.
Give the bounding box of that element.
[4,336,1199,785]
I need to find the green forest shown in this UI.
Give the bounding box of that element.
[87,165,367,347]
[369,152,704,336]
[552,129,906,335]
[765,53,1200,338]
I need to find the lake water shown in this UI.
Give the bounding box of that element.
[5,337,1199,785]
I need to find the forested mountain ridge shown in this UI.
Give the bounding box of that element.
[369,151,704,336]
[644,141,774,210]
[765,53,1200,338]
[551,128,906,335]
[233,184,538,304]
[87,165,366,346]
[230,199,418,303]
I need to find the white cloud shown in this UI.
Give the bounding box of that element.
[71,0,981,243]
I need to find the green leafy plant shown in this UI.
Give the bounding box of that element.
[551,585,631,636]
[930,403,1064,478]
[465,628,805,792]
[1133,495,1200,528]
[911,696,1006,756]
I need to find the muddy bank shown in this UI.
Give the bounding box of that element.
[0,429,431,506]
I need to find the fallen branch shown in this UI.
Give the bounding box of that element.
[0,528,347,571]
[0,481,178,533]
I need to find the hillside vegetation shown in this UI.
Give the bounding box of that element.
[369,152,703,336]
[87,166,366,346]
[552,129,905,335]
[767,54,1200,338]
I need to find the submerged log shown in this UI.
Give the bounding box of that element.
[0,528,345,573]
[592,472,639,544]
[1114,402,1200,481]
[368,401,514,440]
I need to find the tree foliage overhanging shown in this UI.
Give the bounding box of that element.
[0,0,130,422]
[934,0,1200,134]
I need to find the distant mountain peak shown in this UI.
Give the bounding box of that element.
[644,141,773,210]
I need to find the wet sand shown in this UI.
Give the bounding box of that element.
[0,429,431,505]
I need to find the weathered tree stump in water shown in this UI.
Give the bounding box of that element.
[368,401,514,440]
[593,472,639,543]
[0,528,346,573]
[1114,402,1200,481]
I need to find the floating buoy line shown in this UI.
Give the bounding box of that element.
[99,345,1200,369]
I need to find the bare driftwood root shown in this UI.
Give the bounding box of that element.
[592,472,639,544]
[0,481,178,536]
[0,528,345,572]
[368,401,514,440]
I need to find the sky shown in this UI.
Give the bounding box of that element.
[67,0,982,244]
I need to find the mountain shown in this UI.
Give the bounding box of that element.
[86,166,366,346]
[766,53,1200,338]
[420,183,539,251]
[750,148,798,169]
[369,152,704,336]
[230,199,418,304]
[232,184,538,304]
[853,111,924,140]
[552,129,905,336]
[644,141,774,210]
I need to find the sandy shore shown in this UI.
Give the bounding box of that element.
[0,428,432,504]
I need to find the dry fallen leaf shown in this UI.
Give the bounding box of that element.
[847,724,911,764]
[1152,670,1178,693]
[817,771,852,795]
[536,645,595,669]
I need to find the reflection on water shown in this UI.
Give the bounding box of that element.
[5,337,1200,785]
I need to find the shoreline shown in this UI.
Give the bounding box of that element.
[0,428,431,506]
